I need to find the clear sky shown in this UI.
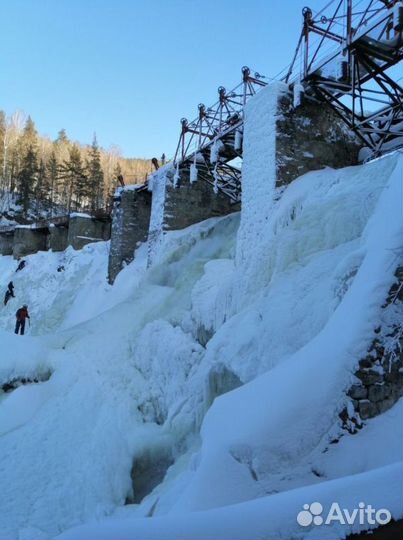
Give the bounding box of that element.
[0,0,327,158]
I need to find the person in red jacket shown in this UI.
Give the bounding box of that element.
[15,305,30,335]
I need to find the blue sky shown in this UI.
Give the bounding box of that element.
[0,0,326,158]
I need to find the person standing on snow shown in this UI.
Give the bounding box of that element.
[15,304,30,335]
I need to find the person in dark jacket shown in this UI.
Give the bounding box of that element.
[16,260,26,272]
[4,290,11,306]
[8,281,15,297]
[15,304,30,335]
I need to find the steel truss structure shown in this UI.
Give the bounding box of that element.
[171,1,403,203]
[286,0,403,156]
[173,67,267,203]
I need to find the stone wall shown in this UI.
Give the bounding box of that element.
[163,172,238,232]
[342,266,403,430]
[67,215,111,250]
[0,231,14,256]
[13,227,48,259]
[108,188,152,283]
[48,225,68,252]
[148,167,238,265]
[276,90,360,187]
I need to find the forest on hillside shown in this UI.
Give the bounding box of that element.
[0,110,155,222]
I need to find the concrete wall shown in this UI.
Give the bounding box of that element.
[0,232,15,256]
[13,227,48,259]
[147,168,238,265]
[67,215,111,250]
[163,173,237,232]
[0,215,112,258]
[276,91,360,187]
[48,225,69,252]
[108,188,152,284]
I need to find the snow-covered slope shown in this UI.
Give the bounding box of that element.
[0,150,402,540]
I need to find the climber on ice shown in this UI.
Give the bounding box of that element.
[16,260,26,272]
[15,304,30,335]
[8,281,15,297]
[3,282,15,305]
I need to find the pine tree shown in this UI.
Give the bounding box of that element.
[47,151,59,216]
[0,111,5,186]
[60,145,87,212]
[17,145,38,216]
[55,129,68,145]
[22,116,38,147]
[35,159,51,215]
[87,134,104,211]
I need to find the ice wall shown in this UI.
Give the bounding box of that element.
[147,166,169,266]
[235,82,287,304]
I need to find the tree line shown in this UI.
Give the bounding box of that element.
[0,110,153,219]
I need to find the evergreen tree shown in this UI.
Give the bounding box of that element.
[0,111,5,185]
[35,159,51,215]
[47,151,59,216]
[23,116,37,144]
[60,145,87,212]
[17,145,38,216]
[87,134,104,211]
[55,128,68,145]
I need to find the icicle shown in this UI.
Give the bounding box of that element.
[234,129,242,151]
[210,139,223,164]
[147,174,154,192]
[210,141,218,164]
[293,82,304,108]
[213,165,219,194]
[173,167,180,188]
[190,163,198,183]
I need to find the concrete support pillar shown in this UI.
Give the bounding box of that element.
[13,227,49,259]
[148,167,238,265]
[108,187,152,283]
[67,214,111,250]
[276,90,360,187]
[0,231,15,256]
[48,224,69,252]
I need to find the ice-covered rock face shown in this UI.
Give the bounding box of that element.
[0,135,402,539]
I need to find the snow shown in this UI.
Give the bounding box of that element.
[0,242,111,335]
[293,82,304,108]
[190,163,198,183]
[0,84,403,540]
[0,381,54,436]
[0,329,50,385]
[55,462,403,540]
[69,212,91,219]
[120,183,147,192]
